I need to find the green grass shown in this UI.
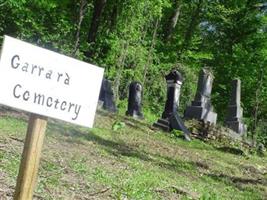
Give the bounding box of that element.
[0,110,266,199]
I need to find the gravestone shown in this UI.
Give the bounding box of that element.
[99,78,117,112]
[184,68,217,124]
[126,81,144,119]
[153,69,191,140]
[225,79,246,134]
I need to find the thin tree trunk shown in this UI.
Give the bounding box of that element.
[164,0,182,41]
[114,41,129,102]
[87,0,107,44]
[181,0,203,51]
[73,0,88,56]
[109,3,118,31]
[253,68,264,143]
[143,19,159,88]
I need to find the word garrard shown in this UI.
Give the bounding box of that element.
[11,54,70,85]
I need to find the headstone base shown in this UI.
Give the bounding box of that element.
[103,102,117,113]
[153,118,170,132]
[225,120,246,135]
[126,110,144,119]
[184,106,217,124]
[153,114,191,139]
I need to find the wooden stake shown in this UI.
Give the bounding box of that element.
[14,114,47,200]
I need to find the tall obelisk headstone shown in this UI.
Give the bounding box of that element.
[184,68,217,124]
[225,79,246,134]
[153,70,190,139]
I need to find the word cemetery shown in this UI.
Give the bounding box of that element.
[13,84,81,120]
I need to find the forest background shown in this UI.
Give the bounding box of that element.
[0,0,267,145]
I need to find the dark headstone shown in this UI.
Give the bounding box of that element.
[153,69,191,139]
[98,78,117,112]
[161,70,183,119]
[184,68,217,124]
[225,79,246,134]
[126,81,144,119]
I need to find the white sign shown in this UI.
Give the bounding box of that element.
[0,36,104,127]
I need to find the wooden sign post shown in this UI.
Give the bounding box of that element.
[0,36,104,199]
[14,114,47,200]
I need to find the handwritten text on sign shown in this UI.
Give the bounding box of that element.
[0,36,104,127]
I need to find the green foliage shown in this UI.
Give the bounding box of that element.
[170,129,184,138]
[0,0,267,143]
[112,121,126,131]
[254,120,267,146]
[0,150,20,179]
[200,192,222,200]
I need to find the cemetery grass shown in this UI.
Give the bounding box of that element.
[0,110,266,200]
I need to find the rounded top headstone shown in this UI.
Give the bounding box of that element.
[130,81,141,87]
[165,69,183,83]
[232,78,241,84]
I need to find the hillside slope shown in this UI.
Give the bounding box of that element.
[0,109,266,200]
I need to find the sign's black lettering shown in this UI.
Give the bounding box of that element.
[23,91,30,101]
[72,105,81,120]
[31,65,38,74]
[57,73,63,82]
[12,84,81,121]
[11,55,20,69]
[22,62,28,72]
[64,73,70,85]
[68,103,74,112]
[54,99,60,109]
[61,101,67,111]
[46,70,52,79]
[38,67,44,76]
[13,84,21,98]
[34,94,45,105]
[46,97,53,107]
[10,55,71,85]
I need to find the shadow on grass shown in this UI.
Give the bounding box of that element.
[0,106,29,123]
[97,109,153,133]
[47,121,201,174]
[216,147,245,156]
[206,173,267,189]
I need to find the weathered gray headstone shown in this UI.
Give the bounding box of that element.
[225,79,246,134]
[126,81,144,119]
[184,68,217,124]
[153,69,191,140]
[98,78,117,112]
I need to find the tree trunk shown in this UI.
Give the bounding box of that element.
[73,0,88,56]
[181,0,203,51]
[109,3,118,31]
[164,0,182,41]
[87,0,107,44]
[114,41,129,102]
[143,19,159,87]
[252,68,264,142]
